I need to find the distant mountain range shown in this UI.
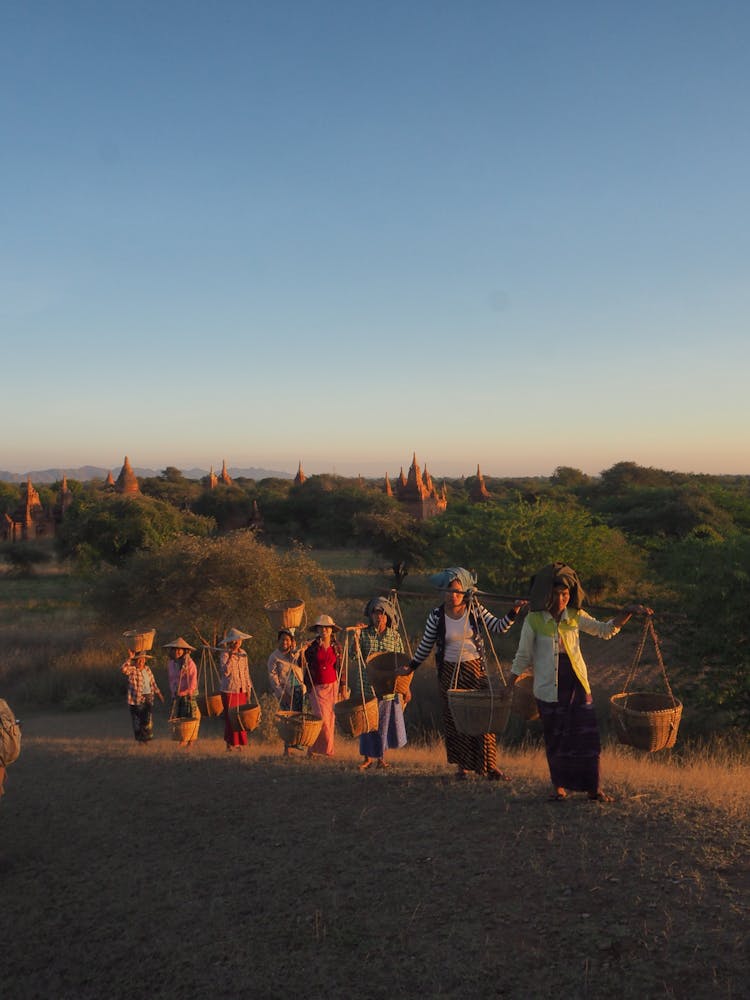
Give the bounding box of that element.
[0,465,293,484]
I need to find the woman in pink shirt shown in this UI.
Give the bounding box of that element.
[164,637,199,746]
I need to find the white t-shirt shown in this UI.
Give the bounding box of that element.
[444,611,480,663]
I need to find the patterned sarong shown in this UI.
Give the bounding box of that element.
[439,659,497,774]
[537,653,600,793]
[130,697,154,742]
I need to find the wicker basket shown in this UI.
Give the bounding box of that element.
[196,692,224,717]
[170,717,200,743]
[228,703,261,733]
[511,671,539,722]
[122,627,156,653]
[366,652,413,698]
[610,691,682,752]
[274,710,323,747]
[448,685,511,736]
[264,599,305,631]
[334,697,379,738]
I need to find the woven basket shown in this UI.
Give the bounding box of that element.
[448,685,511,736]
[366,652,413,698]
[228,703,261,733]
[196,692,224,717]
[610,691,682,752]
[274,710,323,747]
[122,627,156,653]
[511,671,539,722]
[264,599,305,631]
[170,717,200,743]
[334,697,379,738]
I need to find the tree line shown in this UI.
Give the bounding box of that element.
[1,460,749,732]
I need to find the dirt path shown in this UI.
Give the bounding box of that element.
[1,709,746,1000]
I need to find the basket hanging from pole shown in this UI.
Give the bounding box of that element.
[610,692,682,751]
[448,682,511,736]
[170,716,200,743]
[264,599,305,632]
[609,617,682,752]
[196,692,224,717]
[197,643,224,717]
[334,697,379,738]
[229,703,261,733]
[366,652,413,699]
[274,710,323,747]
[511,671,539,722]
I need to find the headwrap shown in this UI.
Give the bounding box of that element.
[429,567,478,596]
[363,596,399,630]
[527,562,586,612]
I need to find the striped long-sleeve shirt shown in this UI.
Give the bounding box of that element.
[411,604,517,668]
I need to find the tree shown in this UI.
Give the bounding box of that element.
[87,531,334,654]
[551,466,591,488]
[421,496,644,601]
[658,532,750,731]
[56,495,214,566]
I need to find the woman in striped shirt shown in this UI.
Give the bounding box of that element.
[405,568,527,781]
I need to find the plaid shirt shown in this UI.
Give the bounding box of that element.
[349,626,404,699]
[122,661,163,706]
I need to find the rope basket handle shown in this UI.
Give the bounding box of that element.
[448,595,508,690]
[623,617,677,706]
[389,589,413,659]
[350,632,374,708]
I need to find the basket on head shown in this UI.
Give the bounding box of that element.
[610,691,682,752]
[170,717,200,743]
[511,671,539,722]
[366,652,413,699]
[123,628,156,653]
[448,682,511,736]
[264,599,305,631]
[274,710,322,747]
[334,697,379,738]
[228,703,261,733]
[196,692,224,717]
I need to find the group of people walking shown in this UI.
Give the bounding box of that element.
[120,628,255,750]
[120,560,652,802]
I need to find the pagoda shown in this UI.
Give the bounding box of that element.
[115,456,140,495]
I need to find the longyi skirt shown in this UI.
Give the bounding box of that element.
[359,696,407,758]
[537,654,600,793]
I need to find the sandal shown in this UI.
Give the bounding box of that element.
[588,791,615,802]
[376,760,390,769]
[358,759,373,770]
[486,769,510,782]
[547,792,567,801]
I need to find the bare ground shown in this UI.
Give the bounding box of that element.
[1,707,747,1000]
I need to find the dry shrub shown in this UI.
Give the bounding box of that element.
[87,530,334,653]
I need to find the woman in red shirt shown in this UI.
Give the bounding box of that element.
[303,614,342,758]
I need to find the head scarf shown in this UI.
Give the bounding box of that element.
[363,596,399,630]
[429,567,478,596]
[527,562,586,612]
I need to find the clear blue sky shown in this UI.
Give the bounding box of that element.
[2,1,748,478]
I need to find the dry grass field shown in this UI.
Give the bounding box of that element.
[2,707,748,1000]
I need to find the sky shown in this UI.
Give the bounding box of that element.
[2,0,748,479]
